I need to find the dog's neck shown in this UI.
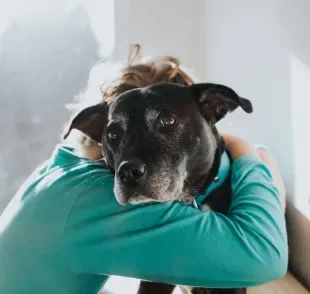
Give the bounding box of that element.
[201,136,226,193]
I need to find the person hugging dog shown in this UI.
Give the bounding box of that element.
[0,45,287,294]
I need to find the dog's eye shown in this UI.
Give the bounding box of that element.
[107,131,117,140]
[106,125,120,141]
[160,114,176,127]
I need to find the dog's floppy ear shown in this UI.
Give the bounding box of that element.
[63,102,108,143]
[190,83,253,123]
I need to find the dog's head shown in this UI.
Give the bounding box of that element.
[64,83,252,205]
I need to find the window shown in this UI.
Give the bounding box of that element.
[0,0,115,212]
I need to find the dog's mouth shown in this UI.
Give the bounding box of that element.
[114,190,183,205]
[113,178,184,205]
[127,194,169,205]
[116,191,154,205]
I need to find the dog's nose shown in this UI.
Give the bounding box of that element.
[118,159,146,187]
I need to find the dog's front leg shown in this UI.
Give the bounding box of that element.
[138,281,175,294]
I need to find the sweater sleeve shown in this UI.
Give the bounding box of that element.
[65,155,287,288]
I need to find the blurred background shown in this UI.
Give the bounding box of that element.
[0,0,309,292]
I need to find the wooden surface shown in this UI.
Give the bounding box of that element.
[101,272,309,293]
[248,272,309,294]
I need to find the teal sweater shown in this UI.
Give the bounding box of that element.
[0,145,287,294]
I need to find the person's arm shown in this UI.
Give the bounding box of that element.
[256,146,286,211]
[65,141,287,288]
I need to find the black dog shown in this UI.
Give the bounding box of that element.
[64,83,253,294]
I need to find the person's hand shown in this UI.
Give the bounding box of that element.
[222,134,257,161]
[222,134,286,212]
[256,147,286,212]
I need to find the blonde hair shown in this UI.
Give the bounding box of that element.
[101,44,195,102]
[69,44,196,147]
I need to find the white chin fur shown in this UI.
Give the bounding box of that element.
[128,197,154,204]
[129,196,175,204]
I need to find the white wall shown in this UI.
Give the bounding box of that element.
[112,0,310,217]
[204,0,310,218]
[114,0,208,78]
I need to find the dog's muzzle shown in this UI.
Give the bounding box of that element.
[115,157,183,205]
